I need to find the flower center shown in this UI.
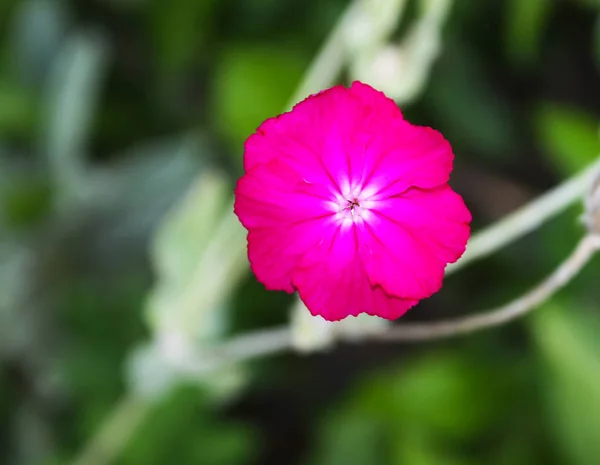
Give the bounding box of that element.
[347,198,360,213]
[329,184,378,229]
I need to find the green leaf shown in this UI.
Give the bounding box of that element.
[535,103,600,176]
[212,44,307,153]
[42,31,109,205]
[504,0,553,66]
[531,301,600,465]
[9,0,68,84]
[145,169,231,338]
[151,170,228,290]
[141,170,248,402]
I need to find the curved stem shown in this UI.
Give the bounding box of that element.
[376,234,600,342]
[216,326,293,361]
[447,158,600,275]
[70,396,150,465]
[69,235,599,465]
[184,233,600,370]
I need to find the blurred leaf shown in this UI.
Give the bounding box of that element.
[212,44,307,152]
[492,431,544,465]
[356,354,520,439]
[151,169,228,292]
[352,0,448,106]
[535,103,600,176]
[145,169,231,338]
[305,413,387,465]
[0,243,34,358]
[118,384,256,465]
[390,429,475,465]
[56,276,148,437]
[9,0,69,85]
[504,0,553,66]
[126,337,247,404]
[126,343,184,402]
[307,352,530,465]
[42,30,108,206]
[140,168,248,403]
[92,133,203,243]
[531,302,600,465]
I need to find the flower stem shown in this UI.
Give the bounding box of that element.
[163,233,598,378]
[200,158,600,360]
[447,158,600,275]
[376,233,600,342]
[193,233,600,360]
[69,396,150,465]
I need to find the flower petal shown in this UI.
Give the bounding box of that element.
[234,160,333,292]
[244,82,452,199]
[293,225,418,321]
[243,86,365,193]
[361,185,471,299]
[360,125,454,200]
[349,81,404,120]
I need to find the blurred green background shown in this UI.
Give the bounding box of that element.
[1,0,600,464]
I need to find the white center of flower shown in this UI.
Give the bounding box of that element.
[329,183,377,228]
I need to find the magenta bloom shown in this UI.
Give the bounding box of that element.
[234,82,471,321]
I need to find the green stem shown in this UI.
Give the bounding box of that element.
[70,396,150,465]
[447,157,600,275]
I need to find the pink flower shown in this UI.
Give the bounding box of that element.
[234,82,471,321]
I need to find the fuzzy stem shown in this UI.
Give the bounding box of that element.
[186,233,599,365]
[69,396,150,465]
[447,158,600,275]
[377,234,600,341]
